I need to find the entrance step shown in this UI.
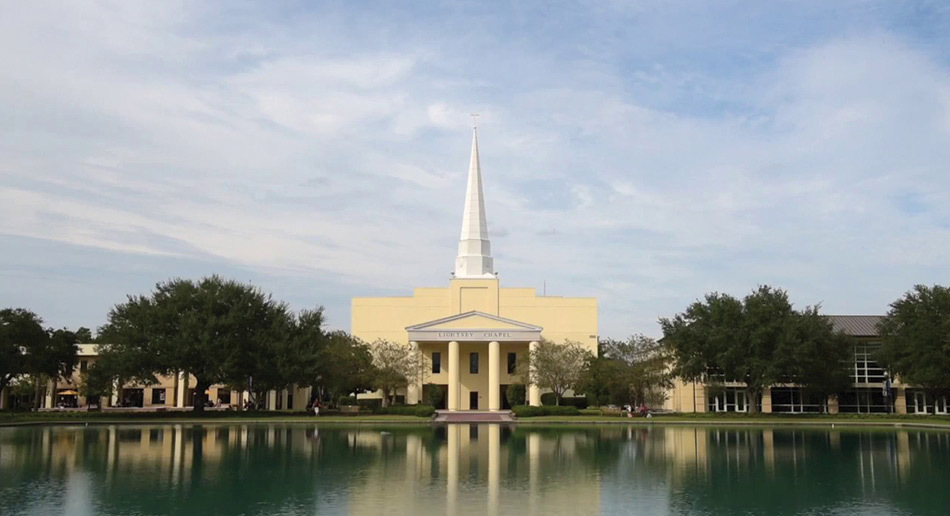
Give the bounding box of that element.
[434,410,514,423]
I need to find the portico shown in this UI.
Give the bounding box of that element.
[406,311,543,410]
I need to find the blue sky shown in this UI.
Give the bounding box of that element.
[2,1,949,338]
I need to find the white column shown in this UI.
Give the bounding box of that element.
[488,341,500,411]
[528,341,541,406]
[45,378,56,408]
[448,340,459,411]
[267,390,278,411]
[0,386,7,410]
[408,341,421,404]
[110,379,119,408]
[176,372,188,408]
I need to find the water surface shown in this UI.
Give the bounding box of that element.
[1,423,949,515]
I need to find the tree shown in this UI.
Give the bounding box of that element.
[661,286,850,414]
[75,327,95,343]
[99,276,293,413]
[369,340,421,407]
[576,355,625,406]
[518,339,592,405]
[505,383,526,407]
[309,331,375,405]
[0,309,80,409]
[79,361,115,408]
[0,309,48,399]
[578,336,673,408]
[787,307,853,404]
[878,285,950,391]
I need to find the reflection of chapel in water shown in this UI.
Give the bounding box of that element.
[352,127,597,411]
[5,424,949,514]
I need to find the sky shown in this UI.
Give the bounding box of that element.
[1,1,949,339]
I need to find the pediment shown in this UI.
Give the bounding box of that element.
[406,311,542,342]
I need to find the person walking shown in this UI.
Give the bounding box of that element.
[313,399,320,417]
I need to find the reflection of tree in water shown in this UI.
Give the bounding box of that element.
[666,428,950,515]
[0,424,431,515]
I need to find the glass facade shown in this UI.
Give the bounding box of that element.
[852,341,887,384]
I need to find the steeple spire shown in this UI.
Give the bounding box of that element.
[454,125,495,279]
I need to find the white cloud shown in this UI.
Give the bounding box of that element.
[1,2,949,338]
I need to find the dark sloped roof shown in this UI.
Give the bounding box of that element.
[826,315,884,337]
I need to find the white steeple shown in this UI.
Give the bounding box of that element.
[454,124,495,279]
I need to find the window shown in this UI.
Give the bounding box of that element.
[151,388,166,405]
[79,360,88,373]
[470,352,479,374]
[507,352,517,374]
[852,342,886,384]
[432,352,441,374]
[708,388,747,413]
[219,390,232,405]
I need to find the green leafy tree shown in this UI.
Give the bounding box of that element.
[518,339,592,405]
[576,355,625,406]
[75,327,95,343]
[788,307,853,404]
[878,285,950,391]
[0,308,49,399]
[369,340,421,407]
[578,336,673,408]
[661,286,849,413]
[79,361,115,407]
[1,309,80,409]
[99,276,293,413]
[308,331,375,405]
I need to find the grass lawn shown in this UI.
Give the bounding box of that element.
[0,410,431,426]
[517,412,950,427]
[3,410,949,428]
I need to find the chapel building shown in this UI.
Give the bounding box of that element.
[351,128,598,411]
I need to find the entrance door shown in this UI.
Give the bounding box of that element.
[470,391,479,410]
[913,391,927,414]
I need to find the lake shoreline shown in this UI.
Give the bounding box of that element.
[3,413,950,430]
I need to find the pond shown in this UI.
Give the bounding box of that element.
[1,423,949,515]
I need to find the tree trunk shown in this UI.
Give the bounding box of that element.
[33,377,43,410]
[193,380,210,414]
[746,388,759,414]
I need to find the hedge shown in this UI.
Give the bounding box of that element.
[356,399,382,409]
[373,405,436,417]
[578,408,602,416]
[512,405,580,417]
[539,393,588,408]
[337,396,357,406]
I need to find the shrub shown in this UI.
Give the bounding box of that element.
[562,397,589,409]
[506,384,526,407]
[423,384,444,408]
[512,405,580,417]
[338,396,357,406]
[357,398,382,409]
[374,405,436,417]
[579,408,602,416]
[538,393,588,408]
